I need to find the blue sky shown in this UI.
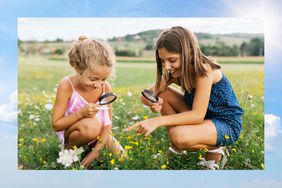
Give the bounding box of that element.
[1,0,282,187]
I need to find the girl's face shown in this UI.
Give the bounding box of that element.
[158,47,181,78]
[77,64,112,91]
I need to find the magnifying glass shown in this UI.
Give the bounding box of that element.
[95,92,117,110]
[141,89,158,103]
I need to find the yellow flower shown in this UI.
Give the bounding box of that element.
[143,116,149,120]
[161,164,166,169]
[203,147,208,152]
[224,135,230,140]
[125,145,133,150]
[109,153,112,157]
[232,148,237,152]
[261,163,264,169]
[32,138,40,143]
[110,159,115,165]
[198,154,203,160]
[41,138,46,143]
[130,141,139,146]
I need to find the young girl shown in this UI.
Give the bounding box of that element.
[52,36,125,168]
[126,26,243,169]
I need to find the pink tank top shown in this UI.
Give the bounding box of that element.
[56,76,112,145]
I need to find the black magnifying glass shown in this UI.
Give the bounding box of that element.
[141,89,158,103]
[95,92,117,110]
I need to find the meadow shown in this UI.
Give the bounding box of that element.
[18,56,264,170]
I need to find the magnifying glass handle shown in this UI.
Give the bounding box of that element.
[95,106,110,110]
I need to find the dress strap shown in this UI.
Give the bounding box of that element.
[65,76,75,91]
[102,84,106,94]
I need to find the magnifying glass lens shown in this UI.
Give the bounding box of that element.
[99,92,117,105]
[141,89,158,103]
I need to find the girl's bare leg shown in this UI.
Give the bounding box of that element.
[64,116,102,147]
[159,86,222,162]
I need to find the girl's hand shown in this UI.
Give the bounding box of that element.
[79,103,100,118]
[148,97,163,113]
[80,149,100,169]
[125,118,161,136]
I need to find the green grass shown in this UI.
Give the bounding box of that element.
[18,56,264,170]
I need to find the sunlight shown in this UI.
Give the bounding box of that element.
[223,0,282,51]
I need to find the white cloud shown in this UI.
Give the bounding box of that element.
[265,114,282,151]
[0,90,17,122]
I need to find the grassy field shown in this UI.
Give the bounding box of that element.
[18,56,264,170]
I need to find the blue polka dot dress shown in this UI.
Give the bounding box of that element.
[184,73,244,146]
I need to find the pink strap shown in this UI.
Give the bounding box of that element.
[102,84,106,94]
[65,77,75,91]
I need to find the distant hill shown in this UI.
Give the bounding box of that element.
[108,29,263,47]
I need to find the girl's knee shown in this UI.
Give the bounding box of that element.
[68,130,81,146]
[169,128,193,150]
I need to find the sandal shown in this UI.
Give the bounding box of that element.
[197,147,229,170]
[168,146,187,155]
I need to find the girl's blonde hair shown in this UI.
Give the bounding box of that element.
[68,36,115,75]
[154,26,221,94]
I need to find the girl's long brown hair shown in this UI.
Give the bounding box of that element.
[154,26,221,94]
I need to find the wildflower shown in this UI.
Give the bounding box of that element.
[247,94,253,101]
[224,135,230,140]
[152,153,161,159]
[143,116,149,120]
[110,159,115,165]
[161,164,166,169]
[57,147,84,168]
[198,154,203,160]
[127,91,133,97]
[261,163,264,169]
[232,148,237,152]
[41,138,46,143]
[45,103,53,110]
[29,115,35,120]
[132,115,140,120]
[203,147,208,152]
[130,141,139,146]
[109,153,112,157]
[125,145,133,150]
[32,138,40,143]
[34,117,40,122]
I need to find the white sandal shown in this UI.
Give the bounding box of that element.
[197,147,229,170]
[168,146,187,155]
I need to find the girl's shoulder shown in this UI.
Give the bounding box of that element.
[57,76,74,95]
